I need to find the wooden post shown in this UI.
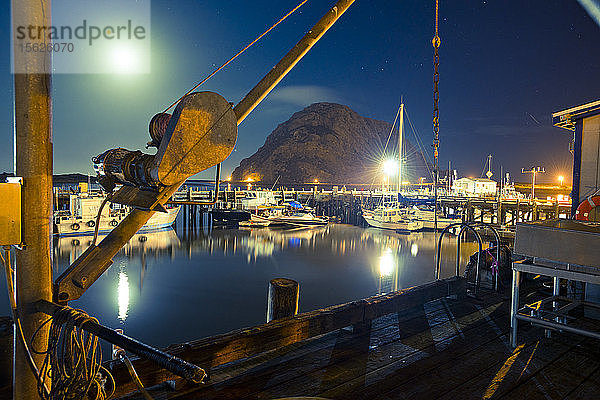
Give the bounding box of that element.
[13,0,53,396]
[267,278,299,323]
[467,200,473,222]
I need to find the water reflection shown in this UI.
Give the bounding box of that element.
[117,266,129,322]
[54,228,180,323]
[379,248,395,277]
[51,223,480,347]
[411,243,419,257]
[54,228,181,266]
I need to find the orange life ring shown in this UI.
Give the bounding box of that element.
[575,195,600,221]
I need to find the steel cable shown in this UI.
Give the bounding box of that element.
[163,0,310,113]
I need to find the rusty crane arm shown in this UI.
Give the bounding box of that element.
[54,0,356,304]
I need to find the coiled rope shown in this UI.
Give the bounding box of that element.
[32,308,115,400]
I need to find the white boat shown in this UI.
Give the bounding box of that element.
[404,205,461,230]
[236,190,278,210]
[54,192,180,236]
[362,206,423,232]
[362,102,422,233]
[239,216,271,228]
[268,211,328,227]
[251,208,327,227]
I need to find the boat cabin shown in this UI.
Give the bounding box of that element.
[237,190,278,209]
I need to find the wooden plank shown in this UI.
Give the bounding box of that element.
[346,323,546,400]
[398,335,578,400]
[499,346,600,400]
[564,364,600,400]
[316,302,517,400]
[108,277,465,398]
[167,299,471,399]
[257,300,511,399]
[437,333,596,400]
[171,298,493,400]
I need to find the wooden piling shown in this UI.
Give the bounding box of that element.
[12,0,54,396]
[267,278,299,323]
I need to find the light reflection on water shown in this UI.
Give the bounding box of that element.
[49,223,479,349]
[117,266,129,323]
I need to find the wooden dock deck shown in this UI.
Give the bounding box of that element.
[112,279,600,400]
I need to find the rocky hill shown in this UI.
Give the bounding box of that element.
[232,102,428,184]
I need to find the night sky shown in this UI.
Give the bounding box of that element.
[0,0,599,184]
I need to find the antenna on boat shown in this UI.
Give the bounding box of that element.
[398,97,404,197]
[486,154,493,179]
[270,175,281,191]
[432,0,441,279]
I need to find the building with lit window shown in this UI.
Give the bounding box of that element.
[553,99,600,217]
[452,177,497,197]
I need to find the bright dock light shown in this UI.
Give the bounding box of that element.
[383,159,398,176]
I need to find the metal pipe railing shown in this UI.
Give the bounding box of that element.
[435,222,484,296]
[463,221,501,291]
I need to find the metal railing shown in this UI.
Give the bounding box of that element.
[435,221,501,297]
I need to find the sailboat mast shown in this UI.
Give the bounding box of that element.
[398,102,404,195]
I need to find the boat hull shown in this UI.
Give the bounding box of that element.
[268,217,328,227]
[418,218,461,230]
[55,206,180,236]
[363,215,423,232]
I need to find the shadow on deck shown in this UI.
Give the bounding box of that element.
[111,278,600,399]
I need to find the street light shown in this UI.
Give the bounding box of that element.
[558,175,564,187]
[521,166,545,199]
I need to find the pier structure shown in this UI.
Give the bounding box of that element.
[165,187,571,231]
[53,185,570,246]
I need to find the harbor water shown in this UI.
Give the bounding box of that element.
[1,216,479,351]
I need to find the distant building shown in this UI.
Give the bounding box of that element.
[553,99,600,217]
[452,177,497,196]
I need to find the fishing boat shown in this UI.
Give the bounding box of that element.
[244,199,328,227]
[236,189,278,210]
[238,216,271,228]
[53,191,180,236]
[404,205,461,230]
[267,211,328,227]
[362,206,423,232]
